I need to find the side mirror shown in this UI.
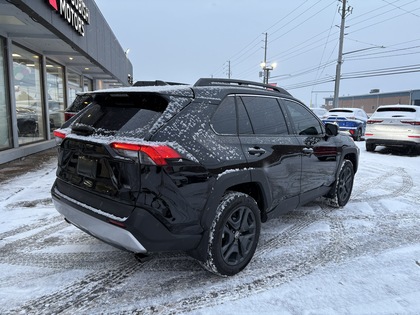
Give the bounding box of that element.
[325,123,339,136]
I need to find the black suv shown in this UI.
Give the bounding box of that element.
[51,78,359,276]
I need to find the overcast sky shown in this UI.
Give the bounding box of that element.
[93,0,420,106]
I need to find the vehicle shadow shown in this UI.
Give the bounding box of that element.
[373,145,420,157]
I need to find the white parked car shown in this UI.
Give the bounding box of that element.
[365,104,420,152]
[310,107,327,118]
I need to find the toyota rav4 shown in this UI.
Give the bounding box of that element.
[51,78,359,276]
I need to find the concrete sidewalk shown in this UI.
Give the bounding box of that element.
[0,148,57,183]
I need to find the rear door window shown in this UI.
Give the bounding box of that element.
[239,96,288,135]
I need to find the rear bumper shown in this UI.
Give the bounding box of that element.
[52,188,147,253]
[366,138,420,147]
[51,184,202,254]
[338,126,358,131]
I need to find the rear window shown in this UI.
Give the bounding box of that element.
[67,94,93,112]
[73,92,168,137]
[372,107,417,119]
[329,109,353,113]
[377,107,416,113]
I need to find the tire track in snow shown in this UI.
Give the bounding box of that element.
[352,167,413,202]
[7,258,149,315]
[0,215,62,241]
[125,213,420,314]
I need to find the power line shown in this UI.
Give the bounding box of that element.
[381,0,420,18]
[269,1,337,44]
[282,63,420,90]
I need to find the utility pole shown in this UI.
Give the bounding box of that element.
[333,0,352,108]
[260,33,277,84]
[263,33,268,84]
[227,60,231,79]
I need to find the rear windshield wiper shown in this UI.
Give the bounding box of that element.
[71,124,95,136]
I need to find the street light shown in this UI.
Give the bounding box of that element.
[260,62,277,85]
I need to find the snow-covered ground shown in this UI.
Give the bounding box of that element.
[0,142,419,314]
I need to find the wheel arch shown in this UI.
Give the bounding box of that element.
[189,169,272,262]
[200,170,271,228]
[342,149,359,174]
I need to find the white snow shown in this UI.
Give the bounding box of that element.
[0,142,419,314]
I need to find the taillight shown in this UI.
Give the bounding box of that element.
[110,142,181,166]
[53,129,67,145]
[367,120,383,124]
[401,120,420,126]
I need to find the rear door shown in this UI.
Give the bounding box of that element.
[237,95,302,212]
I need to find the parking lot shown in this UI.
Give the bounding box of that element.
[1,142,419,314]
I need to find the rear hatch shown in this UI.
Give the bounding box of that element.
[367,106,420,137]
[55,89,193,218]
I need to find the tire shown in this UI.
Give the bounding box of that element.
[366,142,376,152]
[326,160,355,208]
[354,128,362,141]
[202,192,261,276]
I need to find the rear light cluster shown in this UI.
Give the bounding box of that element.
[53,129,68,145]
[367,120,383,124]
[53,131,181,166]
[110,142,181,166]
[400,120,420,126]
[368,119,420,125]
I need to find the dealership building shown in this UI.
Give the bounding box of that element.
[0,0,133,164]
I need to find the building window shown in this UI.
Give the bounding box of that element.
[67,70,82,105]
[12,45,45,145]
[46,59,65,132]
[84,76,93,91]
[0,38,11,151]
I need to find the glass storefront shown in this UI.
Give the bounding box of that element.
[12,45,45,145]
[0,39,11,151]
[68,70,83,105]
[84,76,93,92]
[46,59,65,132]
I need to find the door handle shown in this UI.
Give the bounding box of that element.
[248,147,266,156]
[302,147,314,155]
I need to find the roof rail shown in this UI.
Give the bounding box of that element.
[194,78,291,95]
[133,80,187,87]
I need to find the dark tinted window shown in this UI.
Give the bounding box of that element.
[73,93,168,137]
[67,94,93,112]
[211,96,236,134]
[239,96,288,135]
[283,100,323,135]
[377,107,416,113]
[329,109,353,113]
